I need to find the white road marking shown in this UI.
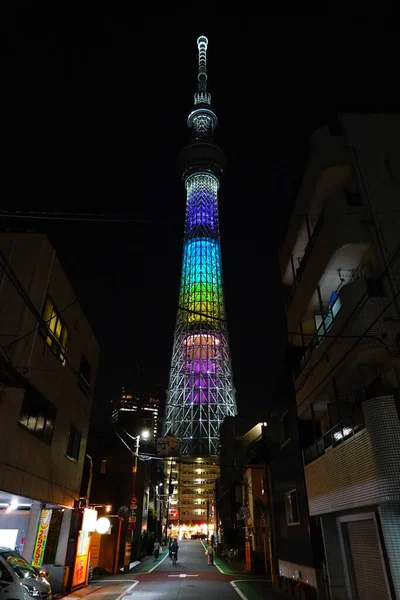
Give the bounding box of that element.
[94,580,138,583]
[113,581,139,600]
[230,581,248,600]
[143,548,170,574]
[200,540,224,574]
[168,574,198,578]
[230,580,269,600]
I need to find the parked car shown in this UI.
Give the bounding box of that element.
[0,547,52,600]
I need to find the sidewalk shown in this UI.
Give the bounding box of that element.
[54,585,102,600]
[231,580,283,600]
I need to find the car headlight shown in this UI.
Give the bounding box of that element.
[23,584,41,597]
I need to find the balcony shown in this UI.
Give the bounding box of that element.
[284,193,371,334]
[295,293,342,378]
[303,412,365,466]
[303,395,400,516]
[294,277,399,411]
[287,211,325,307]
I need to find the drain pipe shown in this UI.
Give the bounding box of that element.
[86,454,93,508]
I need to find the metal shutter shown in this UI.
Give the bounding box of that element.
[346,519,390,600]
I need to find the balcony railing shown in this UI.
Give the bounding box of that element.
[295,294,342,378]
[287,211,325,306]
[303,412,366,466]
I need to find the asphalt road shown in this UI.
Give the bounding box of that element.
[83,540,269,600]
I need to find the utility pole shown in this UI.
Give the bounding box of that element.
[164,460,173,541]
[207,498,209,540]
[124,435,140,573]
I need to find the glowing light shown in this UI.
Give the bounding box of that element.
[6,501,18,513]
[333,427,352,441]
[141,430,150,440]
[95,517,111,534]
[162,37,237,457]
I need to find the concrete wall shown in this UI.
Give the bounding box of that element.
[0,510,29,550]
[0,233,99,508]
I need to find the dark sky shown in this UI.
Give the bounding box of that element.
[2,6,395,415]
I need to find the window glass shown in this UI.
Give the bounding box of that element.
[41,297,70,366]
[284,489,300,525]
[18,388,57,445]
[280,412,291,446]
[66,425,81,462]
[78,355,92,396]
[0,550,38,579]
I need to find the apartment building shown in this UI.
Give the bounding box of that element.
[265,348,325,592]
[0,232,99,589]
[280,114,400,600]
[164,456,218,540]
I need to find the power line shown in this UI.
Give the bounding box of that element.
[7,298,78,349]
[297,283,400,411]
[0,209,170,225]
[293,238,400,395]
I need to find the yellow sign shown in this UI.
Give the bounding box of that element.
[72,531,90,589]
[32,510,52,567]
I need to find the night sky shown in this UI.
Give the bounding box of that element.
[3,6,393,416]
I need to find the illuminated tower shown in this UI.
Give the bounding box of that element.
[163,36,237,457]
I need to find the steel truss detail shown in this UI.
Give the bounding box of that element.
[163,36,237,458]
[164,172,237,457]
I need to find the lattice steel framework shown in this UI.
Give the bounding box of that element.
[163,36,237,457]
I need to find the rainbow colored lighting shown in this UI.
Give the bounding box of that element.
[163,35,236,457]
[179,237,224,324]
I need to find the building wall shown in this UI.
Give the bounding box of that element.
[0,233,99,507]
[305,396,400,516]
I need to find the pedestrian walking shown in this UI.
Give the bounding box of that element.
[207,544,214,566]
[153,540,160,561]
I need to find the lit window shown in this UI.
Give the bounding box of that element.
[42,297,70,366]
[284,489,300,525]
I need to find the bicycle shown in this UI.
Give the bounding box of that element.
[171,551,177,566]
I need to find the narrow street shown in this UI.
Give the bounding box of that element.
[68,541,273,600]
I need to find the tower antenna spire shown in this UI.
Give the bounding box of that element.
[194,35,211,106]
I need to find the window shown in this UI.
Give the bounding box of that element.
[285,489,300,525]
[100,459,107,474]
[78,355,92,396]
[42,297,70,366]
[66,425,82,462]
[280,412,291,447]
[18,388,57,445]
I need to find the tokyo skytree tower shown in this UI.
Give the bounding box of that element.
[163,36,237,457]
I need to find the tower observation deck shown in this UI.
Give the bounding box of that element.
[163,36,237,458]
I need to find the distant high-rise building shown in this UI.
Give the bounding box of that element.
[111,387,159,440]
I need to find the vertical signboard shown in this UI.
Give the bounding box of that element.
[72,530,90,589]
[32,509,52,567]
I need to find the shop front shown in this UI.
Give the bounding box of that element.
[0,489,75,593]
